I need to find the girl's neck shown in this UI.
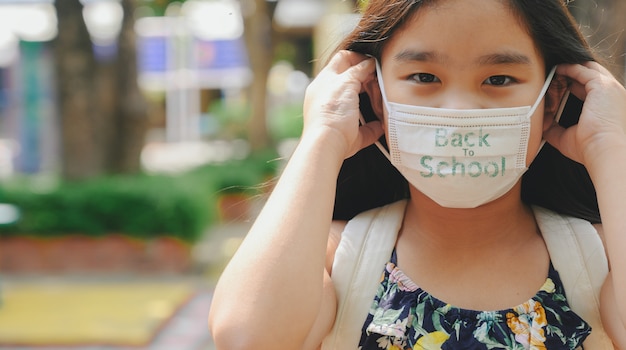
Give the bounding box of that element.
[398,185,550,311]
[403,184,538,251]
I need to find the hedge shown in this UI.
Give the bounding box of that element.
[0,150,280,243]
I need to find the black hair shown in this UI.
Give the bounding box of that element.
[332,0,601,223]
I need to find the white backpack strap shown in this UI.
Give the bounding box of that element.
[322,200,407,350]
[533,206,613,349]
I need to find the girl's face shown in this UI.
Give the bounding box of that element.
[370,0,552,164]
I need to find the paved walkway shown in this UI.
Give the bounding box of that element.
[0,288,215,350]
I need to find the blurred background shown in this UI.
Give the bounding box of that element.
[0,0,624,349]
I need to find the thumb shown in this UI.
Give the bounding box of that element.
[352,120,384,156]
[542,121,563,147]
[542,123,582,163]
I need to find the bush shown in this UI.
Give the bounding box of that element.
[268,103,303,141]
[0,150,280,243]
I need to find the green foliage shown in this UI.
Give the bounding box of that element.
[0,174,211,242]
[208,99,304,142]
[268,103,303,141]
[187,148,280,195]
[139,0,187,16]
[0,150,280,243]
[208,99,251,140]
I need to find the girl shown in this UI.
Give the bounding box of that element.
[209,0,626,348]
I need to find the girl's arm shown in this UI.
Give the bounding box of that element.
[586,127,626,348]
[544,62,626,347]
[208,51,382,349]
[601,274,626,347]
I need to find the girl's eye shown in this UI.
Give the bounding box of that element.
[410,73,440,84]
[484,75,514,86]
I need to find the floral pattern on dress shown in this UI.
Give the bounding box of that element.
[358,250,591,350]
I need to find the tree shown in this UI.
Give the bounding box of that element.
[242,0,273,151]
[54,0,148,181]
[54,0,101,180]
[111,0,150,174]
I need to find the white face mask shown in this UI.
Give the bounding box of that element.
[373,61,558,208]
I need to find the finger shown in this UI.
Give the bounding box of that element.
[325,50,370,74]
[566,79,588,102]
[583,60,614,76]
[542,121,563,146]
[360,120,384,146]
[556,64,590,101]
[350,120,384,157]
[343,58,376,86]
[556,62,617,100]
[341,50,371,67]
[556,63,596,85]
[542,123,581,163]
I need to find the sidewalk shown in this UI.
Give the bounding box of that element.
[0,220,253,350]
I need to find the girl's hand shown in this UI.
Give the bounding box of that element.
[543,62,626,168]
[302,50,384,159]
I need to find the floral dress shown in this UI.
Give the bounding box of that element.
[359,250,591,350]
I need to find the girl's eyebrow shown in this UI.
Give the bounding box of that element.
[394,50,447,64]
[393,49,531,66]
[477,51,531,66]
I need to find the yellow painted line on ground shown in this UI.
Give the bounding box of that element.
[0,282,193,346]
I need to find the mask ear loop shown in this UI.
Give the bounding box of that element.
[536,66,564,154]
[554,89,570,124]
[359,58,393,161]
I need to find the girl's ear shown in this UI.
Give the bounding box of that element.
[363,76,385,122]
[543,74,569,131]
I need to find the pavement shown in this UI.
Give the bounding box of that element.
[0,220,254,350]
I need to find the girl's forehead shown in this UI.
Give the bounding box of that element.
[382,0,540,66]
